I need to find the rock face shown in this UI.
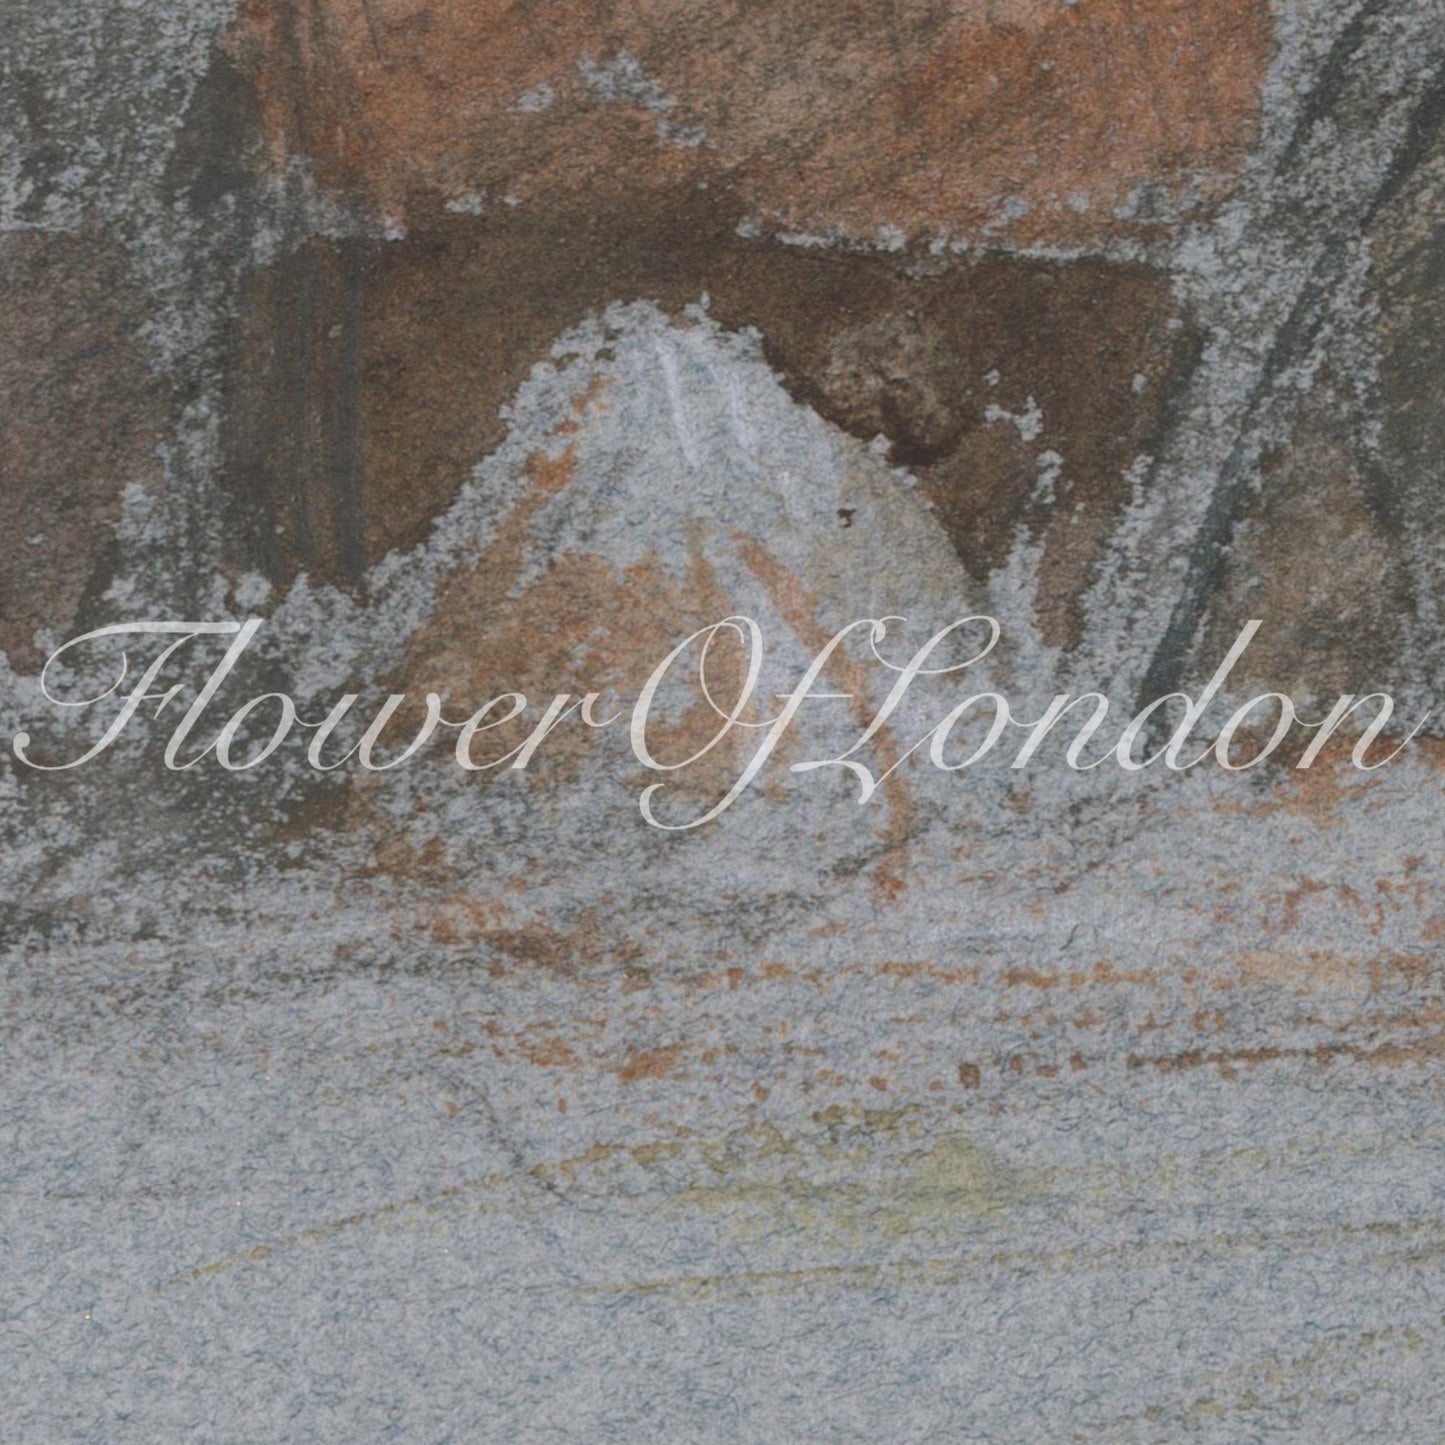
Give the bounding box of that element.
[0,233,165,671]
[3,1,1445,1440]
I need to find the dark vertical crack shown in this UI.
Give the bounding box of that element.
[333,237,369,592]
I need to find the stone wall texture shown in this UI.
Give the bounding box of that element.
[3,1,1445,1439]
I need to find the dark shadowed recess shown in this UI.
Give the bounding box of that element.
[218,185,1199,650]
[154,45,1205,653]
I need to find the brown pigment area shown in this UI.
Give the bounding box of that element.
[390,424,755,798]
[226,0,1271,250]
[727,245,1198,648]
[401,544,754,801]
[0,232,167,672]
[1201,380,1417,707]
[224,235,372,589]
[222,188,1196,650]
[338,417,773,880]
[1176,118,1445,734]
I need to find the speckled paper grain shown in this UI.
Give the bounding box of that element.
[2,2,1444,1440]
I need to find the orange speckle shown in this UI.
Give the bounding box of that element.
[618,1044,685,1083]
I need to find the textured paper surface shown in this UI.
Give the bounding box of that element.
[3,2,1444,1439]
